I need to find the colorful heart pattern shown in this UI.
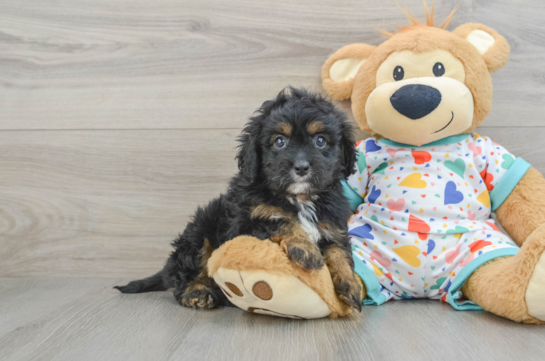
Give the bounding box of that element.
[370,250,392,268]
[430,277,447,290]
[408,214,430,240]
[479,169,494,191]
[393,245,421,268]
[357,151,367,173]
[444,181,464,205]
[387,198,405,213]
[501,154,515,169]
[468,240,492,253]
[445,244,462,264]
[368,185,381,204]
[477,191,490,208]
[387,148,405,158]
[427,240,436,254]
[349,224,374,240]
[444,158,466,178]
[374,162,388,175]
[366,139,382,152]
[399,173,427,188]
[468,142,482,156]
[347,134,522,303]
[412,151,432,165]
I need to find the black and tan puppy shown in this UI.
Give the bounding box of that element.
[115,87,362,311]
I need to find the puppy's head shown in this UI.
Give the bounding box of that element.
[237,87,356,196]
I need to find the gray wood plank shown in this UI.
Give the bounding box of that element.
[0,129,238,278]
[1,278,544,361]
[0,126,544,278]
[0,0,544,130]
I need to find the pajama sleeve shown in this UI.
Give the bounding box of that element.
[342,140,370,212]
[471,134,531,211]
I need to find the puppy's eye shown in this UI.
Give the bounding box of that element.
[433,62,445,77]
[274,135,287,150]
[393,66,404,81]
[314,135,327,149]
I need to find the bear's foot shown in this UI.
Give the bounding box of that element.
[463,224,545,324]
[526,252,545,321]
[214,268,331,319]
[207,236,354,319]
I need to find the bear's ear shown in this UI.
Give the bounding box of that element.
[322,43,376,100]
[453,23,510,73]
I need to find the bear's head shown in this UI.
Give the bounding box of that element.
[322,5,510,146]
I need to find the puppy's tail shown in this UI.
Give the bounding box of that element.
[114,269,169,294]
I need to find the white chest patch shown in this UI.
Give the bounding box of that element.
[287,182,311,195]
[295,200,321,244]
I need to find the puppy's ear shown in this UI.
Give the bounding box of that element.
[339,120,357,179]
[236,120,262,181]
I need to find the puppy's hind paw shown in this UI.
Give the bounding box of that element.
[179,284,218,309]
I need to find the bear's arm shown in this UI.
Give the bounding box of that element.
[496,167,545,246]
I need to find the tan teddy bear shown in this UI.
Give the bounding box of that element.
[210,4,545,323]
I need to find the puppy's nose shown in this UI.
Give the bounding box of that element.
[293,160,310,177]
[390,84,442,120]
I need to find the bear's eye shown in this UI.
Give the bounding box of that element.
[393,66,404,81]
[274,135,288,150]
[433,62,445,77]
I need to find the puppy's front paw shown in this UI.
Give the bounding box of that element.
[284,241,324,270]
[180,284,218,309]
[333,275,363,312]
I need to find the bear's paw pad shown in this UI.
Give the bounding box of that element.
[213,268,331,319]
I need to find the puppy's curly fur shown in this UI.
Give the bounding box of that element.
[115,87,362,311]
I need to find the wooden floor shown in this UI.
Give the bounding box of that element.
[1,0,545,360]
[0,278,544,361]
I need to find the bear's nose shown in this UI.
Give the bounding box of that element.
[390,84,442,120]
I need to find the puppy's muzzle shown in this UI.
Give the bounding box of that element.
[293,160,310,177]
